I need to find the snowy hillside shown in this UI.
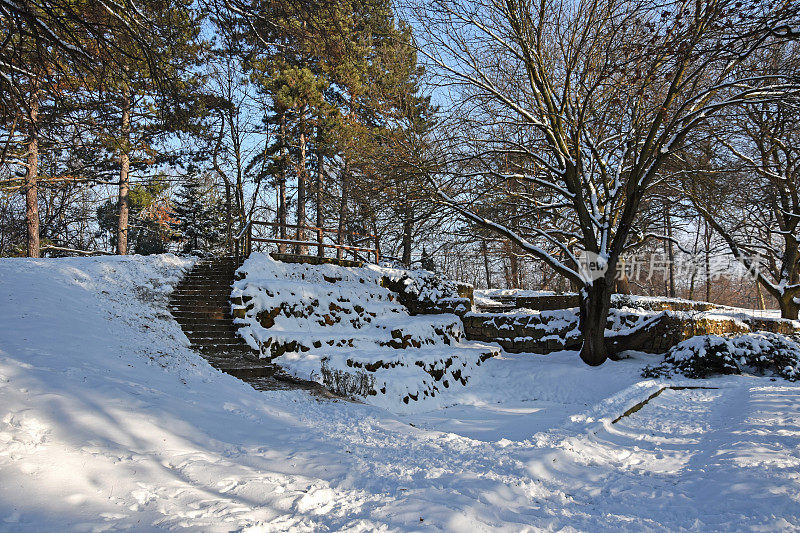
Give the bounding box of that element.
[1,255,799,531]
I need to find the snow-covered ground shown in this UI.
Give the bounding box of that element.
[1,255,799,531]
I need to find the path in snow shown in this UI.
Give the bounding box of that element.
[527,382,800,530]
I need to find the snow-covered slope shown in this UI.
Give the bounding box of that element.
[1,255,799,531]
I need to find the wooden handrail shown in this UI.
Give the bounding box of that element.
[251,220,377,239]
[236,219,380,263]
[234,220,252,266]
[234,220,252,241]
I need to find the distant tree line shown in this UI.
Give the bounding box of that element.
[0,0,440,260]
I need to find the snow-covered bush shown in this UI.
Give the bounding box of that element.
[372,264,470,314]
[642,332,800,381]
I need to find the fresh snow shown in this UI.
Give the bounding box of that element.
[1,255,799,531]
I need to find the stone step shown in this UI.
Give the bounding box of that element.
[172,315,232,324]
[171,310,231,320]
[197,347,260,359]
[185,328,241,338]
[172,295,231,302]
[180,270,237,276]
[186,334,241,343]
[176,280,235,286]
[220,366,276,379]
[171,312,234,320]
[170,298,232,307]
[182,270,237,277]
[246,377,301,391]
[245,374,326,392]
[171,308,230,317]
[172,288,233,295]
[170,301,230,309]
[188,337,249,347]
[170,290,232,298]
[194,347,255,357]
[166,255,330,394]
[177,320,239,335]
[174,282,234,290]
[201,347,259,357]
[192,344,251,352]
[170,287,231,300]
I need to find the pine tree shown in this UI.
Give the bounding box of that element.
[171,175,225,254]
[96,179,172,255]
[88,0,208,255]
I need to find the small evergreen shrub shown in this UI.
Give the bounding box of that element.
[642,332,800,381]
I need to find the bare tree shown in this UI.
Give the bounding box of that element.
[410,0,800,365]
[687,53,800,318]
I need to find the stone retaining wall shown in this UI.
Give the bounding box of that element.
[461,311,581,354]
[460,308,800,355]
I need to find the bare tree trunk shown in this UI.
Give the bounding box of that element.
[509,245,519,289]
[212,114,233,253]
[704,219,712,303]
[401,201,413,266]
[665,205,676,297]
[689,217,702,300]
[296,128,307,255]
[481,238,492,289]
[224,110,245,227]
[117,85,131,255]
[779,294,800,320]
[223,181,233,253]
[579,276,612,366]
[24,93,40,258]
[277,112,288,253]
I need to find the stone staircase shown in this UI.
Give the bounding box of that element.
[169,255,322,392]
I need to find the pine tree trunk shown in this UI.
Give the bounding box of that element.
[337,162,349,260]
[296,129,307,255]
[24,93,40,258]
[578,278,612,366]
[277,112,288,253]
[117,85,131,255]
[316,148,324,257]
[401,201,413,266]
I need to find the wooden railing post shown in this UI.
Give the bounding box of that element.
[247,222,252,256]
[374,236,380,264]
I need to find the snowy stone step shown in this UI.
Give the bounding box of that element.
[189,337,249,347]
